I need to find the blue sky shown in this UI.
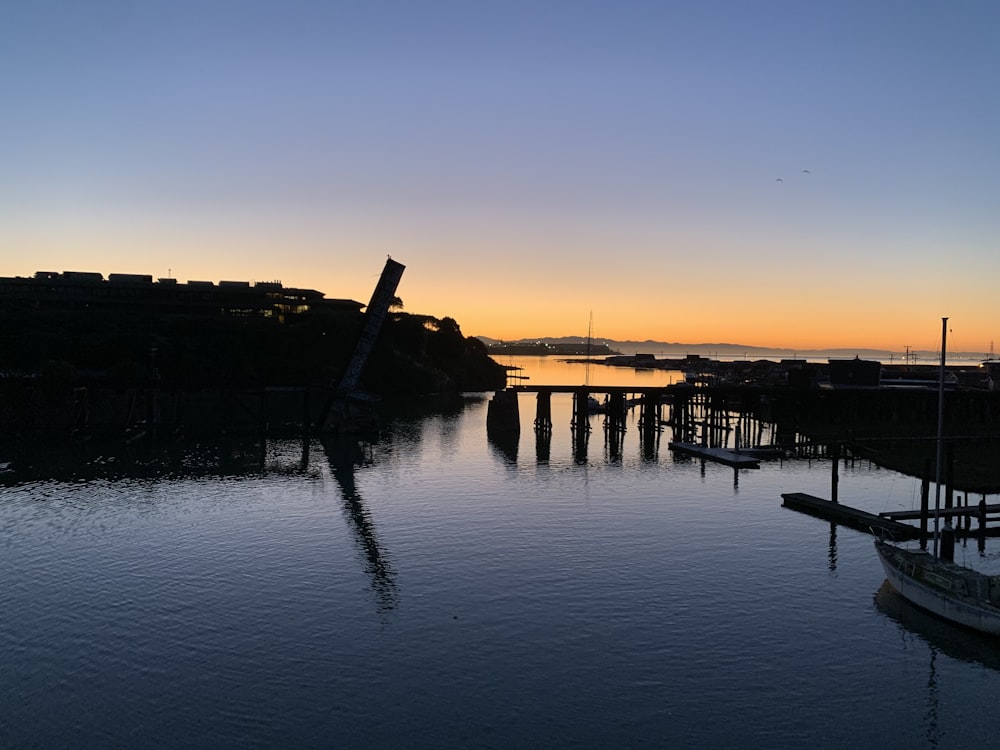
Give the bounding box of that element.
[2,1,998,351]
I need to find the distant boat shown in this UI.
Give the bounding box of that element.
[586,395,605,414]
[874,318,1000,636]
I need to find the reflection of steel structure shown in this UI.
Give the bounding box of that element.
[322,437,397,611]
[318,258,405,432]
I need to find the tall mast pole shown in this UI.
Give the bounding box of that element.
[932,316,948,557]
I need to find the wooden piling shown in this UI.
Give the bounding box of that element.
[487,390,520,436]
[945,443,955,510]
[830,442,840,503]
[920,458,930,548]
[534,390,552,434]
[571,390,590,462]
[639,393,658,444]
[604,391,627,436]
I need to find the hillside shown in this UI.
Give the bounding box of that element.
[1,304,506,396]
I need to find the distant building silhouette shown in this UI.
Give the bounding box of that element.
[828,357,882,388]
[0,271,363,321]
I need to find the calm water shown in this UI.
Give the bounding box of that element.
[3,357,1000,749]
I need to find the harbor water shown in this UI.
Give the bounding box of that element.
[3,357,1000,748]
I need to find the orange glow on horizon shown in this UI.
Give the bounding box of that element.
[2,254,990,355]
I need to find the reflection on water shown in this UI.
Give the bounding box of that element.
[873,579,1000,748]
[829,522,839,573]
[321,437,397,611]
[494,354,683,388]
[4,374,1000,747]
[874,580,1000,671]
[1,434,288,485]
[487,430,519,465]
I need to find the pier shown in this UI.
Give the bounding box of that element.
[487,383,789,467]
[484,382,1000,491]
[782,492,1000,544]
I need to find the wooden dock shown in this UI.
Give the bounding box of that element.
[669,442,761,468]
[879,503,1000,521]
[781,492,920,539]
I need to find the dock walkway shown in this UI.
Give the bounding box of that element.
[669,442,761,468]
[879,503,1000,521]
[781,492,920,540]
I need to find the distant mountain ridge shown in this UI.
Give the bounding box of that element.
[474,336,988,363]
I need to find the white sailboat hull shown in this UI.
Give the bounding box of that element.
[876,540,1000,636]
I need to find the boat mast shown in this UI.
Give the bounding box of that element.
[932,316,948,557]
[585,311,593,386]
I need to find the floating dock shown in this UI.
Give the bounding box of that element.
[668,442,760,468]
[781,492,920,539]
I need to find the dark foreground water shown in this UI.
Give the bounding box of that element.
[3,361,1000,748]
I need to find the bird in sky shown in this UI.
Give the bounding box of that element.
[802,170,811,173]
[776,178,783,182]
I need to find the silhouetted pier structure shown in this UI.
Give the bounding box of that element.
[783,433,1000,556]
[490,383,1000,460]
[487,384,791,466]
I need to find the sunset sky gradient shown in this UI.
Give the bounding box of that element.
[3,1,997,354]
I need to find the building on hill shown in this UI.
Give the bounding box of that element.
[0,271,363,321]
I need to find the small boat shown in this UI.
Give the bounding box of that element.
[874,538,1000,636]
[586,395,606,414]
[874,317,1000,636]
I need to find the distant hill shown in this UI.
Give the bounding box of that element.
[473,336,987,364]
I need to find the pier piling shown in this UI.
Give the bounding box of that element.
[487,390,520,436]
[534,390,552,434]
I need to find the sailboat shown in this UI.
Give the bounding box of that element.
[584,312,605,414]
[874,318,1000,636]
[874,540,1000,634]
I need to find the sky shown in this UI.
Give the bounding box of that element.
[2,1,998,354]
